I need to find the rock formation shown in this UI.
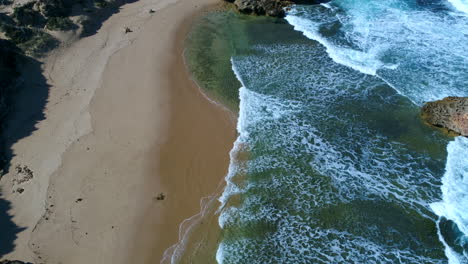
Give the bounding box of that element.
[224,0,329,17]
[231,0,293,17]
[421,97,468,136]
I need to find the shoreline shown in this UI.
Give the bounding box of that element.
[128,2,236,263]
[0,0,236,263]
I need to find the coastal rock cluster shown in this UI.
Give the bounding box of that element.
[224,0,329,17]
[421,97,468,136]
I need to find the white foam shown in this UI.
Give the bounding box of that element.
[448,0,468,14]
[431,137,468,263]
[285,3,468,106]
[217,60,249,214]
[320,3,332,9]
[285,14,383,76]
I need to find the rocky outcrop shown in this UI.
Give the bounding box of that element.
[231,0,293,17]
[225,0,329,17]
[421,97,468,136]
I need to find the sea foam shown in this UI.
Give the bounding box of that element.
[431,137,468,263]
[448,0,468,14]
[285,2,468,105]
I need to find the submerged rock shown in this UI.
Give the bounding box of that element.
[225,0,329,18]
[421,97,468,136]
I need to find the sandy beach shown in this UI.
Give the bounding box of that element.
[0,0,235,263]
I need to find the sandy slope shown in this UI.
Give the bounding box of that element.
[0,0,234,263]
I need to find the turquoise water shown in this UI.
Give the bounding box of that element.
[185,1,468,263]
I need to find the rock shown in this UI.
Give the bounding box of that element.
[155,192,166,201]
[421,97,468,136]
[233,0,292,17]
[14,164,34,184]
[227,0,330,17]
[16,187,24,193]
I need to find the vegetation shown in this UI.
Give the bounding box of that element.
[12,2,45,27]
[0,0,12,6]
[94,0,108,8]
[46,16,74,30]
[19,30,58,55]
[39,0,71,18]
[0,24,57,55]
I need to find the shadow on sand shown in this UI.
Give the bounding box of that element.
[0,53,49,176]
[0,41,49,259]
[0,188,26,259]
[79,0,139,38]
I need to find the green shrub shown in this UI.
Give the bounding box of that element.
[12,2,45,27]
[0,24,58,55]
[95,0,108,8]
[39,0,70,17]
[0,24,34,44]
[46,16,74,31]
[19,31,59,55]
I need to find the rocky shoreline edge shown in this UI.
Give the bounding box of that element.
[223,0,329,18]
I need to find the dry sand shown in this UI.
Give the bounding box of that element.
[0,0,235,263]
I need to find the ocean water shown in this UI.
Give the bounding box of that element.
[183,1,468,263]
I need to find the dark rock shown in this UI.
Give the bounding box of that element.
[227,0,330,17]
[421,97,468,136]
[233,0,293,17]
[16,188,24,194]
[155,192,166,201]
